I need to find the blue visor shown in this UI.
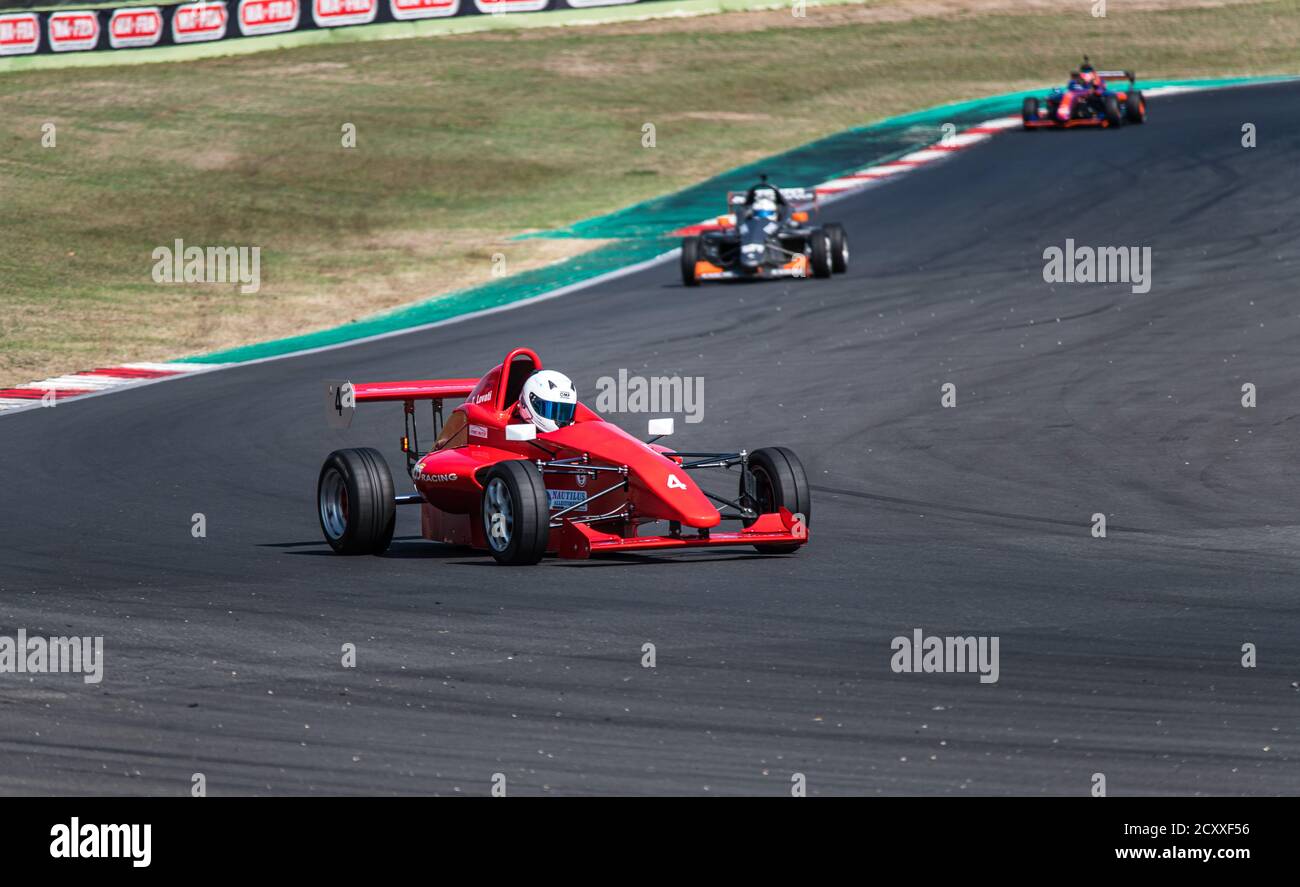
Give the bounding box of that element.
[529,393,576,427]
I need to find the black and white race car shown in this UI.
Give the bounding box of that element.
[680,178,849,285]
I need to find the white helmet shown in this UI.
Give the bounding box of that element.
[518,369,577,433]
[752,197,778,221]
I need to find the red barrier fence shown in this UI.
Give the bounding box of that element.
[0,0,647,57]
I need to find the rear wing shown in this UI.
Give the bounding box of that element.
[1098,69,1135,84]
[326,378,478,429]
[352,379,478,402]
[778,186,817,204]
[726,187,818,210]
[716,187,819,226]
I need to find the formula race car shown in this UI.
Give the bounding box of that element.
[681,178,849,285]
[317,347,810,564]
[1022,58,1146,130]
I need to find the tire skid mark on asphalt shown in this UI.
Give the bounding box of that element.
[810,483,1155,534]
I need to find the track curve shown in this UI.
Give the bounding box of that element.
[2,82,1298,795]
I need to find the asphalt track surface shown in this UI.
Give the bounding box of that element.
[3,83,1299,796]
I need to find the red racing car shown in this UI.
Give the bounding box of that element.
[318,347,810,564]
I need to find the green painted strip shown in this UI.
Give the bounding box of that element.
[0,0,857,73]
[191,237,675,363]
[186,74,1294,365]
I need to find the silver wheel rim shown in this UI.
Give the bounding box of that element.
[320,468,348,540]
[484,477,514,552]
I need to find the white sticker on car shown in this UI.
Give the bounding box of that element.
[548,489,587,512]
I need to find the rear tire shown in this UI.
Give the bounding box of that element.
[741,447,811,554]
[1124,90,1146,124]
[318,448,396,555]
[810,232,833,279]
[680,236,701,287]
[1022,96,1039,128]
[825,223,849,273]
[481,461,550,565]
[1103,94,1123,127]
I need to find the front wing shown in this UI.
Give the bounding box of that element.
[694,256,811,281]
[552,509,808,559]
[1024,115,1111,129]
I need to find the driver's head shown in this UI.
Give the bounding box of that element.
[752,197,778,222]
[1080,69,1097,86]
[518,369,577,433]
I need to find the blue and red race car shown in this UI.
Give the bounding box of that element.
[1023,58,1147,130]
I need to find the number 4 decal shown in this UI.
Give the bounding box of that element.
[667,474,687,490]
[334,381,355,415]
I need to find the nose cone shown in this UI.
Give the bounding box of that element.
[635,467,721,528]
[545,419,721,528]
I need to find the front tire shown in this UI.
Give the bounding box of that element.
[481,461,550,565]
[825,223,849,273]
[1103,94,1123,127]
[318,448,396,555]
[1124,90,1146,124]
[1022,96,1039,128]
[741,446,811,554]
[810,232,833,279]
[680,236,701,287]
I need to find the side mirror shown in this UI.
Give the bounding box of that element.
[648,418,674,437]
[506,424,537,441]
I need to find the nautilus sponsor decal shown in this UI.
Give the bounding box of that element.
[238,0,300,36]
[548,489,587,512]
[0,12,40,56]
[312,0,377,28]
[172,1,229,43]
[109,7,164,49]
[47,10,100,52]
[473,0,548,14]
[389,0,459,20]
